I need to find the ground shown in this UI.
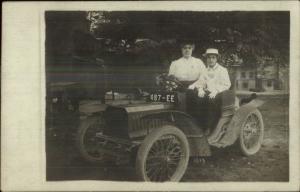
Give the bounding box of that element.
[46,95,289,182]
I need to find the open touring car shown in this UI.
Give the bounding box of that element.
[76,75,264,182]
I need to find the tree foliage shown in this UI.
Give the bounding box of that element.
[86,11,289,69]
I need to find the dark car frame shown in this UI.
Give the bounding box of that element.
[75,77,264,182]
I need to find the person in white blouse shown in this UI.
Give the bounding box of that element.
[200,48,231,133]
[168,41,207,89]
[203,48,231,97]
[168,41,212,164]
[168,41,207,121]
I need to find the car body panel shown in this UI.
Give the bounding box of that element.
[209,100,264,148]
[103,102,211,157]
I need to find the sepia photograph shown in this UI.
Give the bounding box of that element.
[2,1,299,191]
[45,10,290,182]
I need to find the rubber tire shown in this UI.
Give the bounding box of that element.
[136,125,190,182]
[76,116,105,163]
[239,109,264,156]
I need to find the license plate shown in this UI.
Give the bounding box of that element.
[149,92,177,103]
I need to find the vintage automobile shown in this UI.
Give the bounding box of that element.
[76,75,264,182]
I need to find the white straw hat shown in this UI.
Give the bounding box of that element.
[204,48,219,56]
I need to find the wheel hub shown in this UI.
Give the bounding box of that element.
[243,113,262,150]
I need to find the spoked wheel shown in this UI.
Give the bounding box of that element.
[136,125,189,182]
[239,109,264,156]
[76,116,105,163]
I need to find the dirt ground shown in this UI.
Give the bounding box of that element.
[46,95,289,182]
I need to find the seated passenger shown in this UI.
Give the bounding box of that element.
[203,48,231,96]
[198,48,231,133]
[168,40,207,117]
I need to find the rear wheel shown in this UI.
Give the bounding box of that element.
[76,116,105,163]
[136,125,189,182]
[239,109,264,156]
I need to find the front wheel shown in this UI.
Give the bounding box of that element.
[239,109,264,156]
[136,125,190,182]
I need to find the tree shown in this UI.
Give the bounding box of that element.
[85,11,289,89]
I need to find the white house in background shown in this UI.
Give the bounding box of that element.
[260,78,276,91]
[258,65,277,91]
[232,65,279,92]
[233,66,256,91]
[278,67,289,92]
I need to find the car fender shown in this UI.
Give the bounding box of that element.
[214,100,264,148]
[79,101,108,115]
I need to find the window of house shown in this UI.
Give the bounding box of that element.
[267,80,272,87]
[241,72,246,78]
[242,82,248,89]
[249,72,254,78]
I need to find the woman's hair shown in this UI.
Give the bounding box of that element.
[179,39,195,48]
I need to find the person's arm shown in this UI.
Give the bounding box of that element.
[168,61,176,76]
[189,61,207,97]
[192,66,207,89]
[214,67,231,93]
[206,67,231,99]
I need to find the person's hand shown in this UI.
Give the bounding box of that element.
[188,84,196,90]
[198,89,205,98]
[209,91,218,99]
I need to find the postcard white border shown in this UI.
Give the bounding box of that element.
[2,1,299,191]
